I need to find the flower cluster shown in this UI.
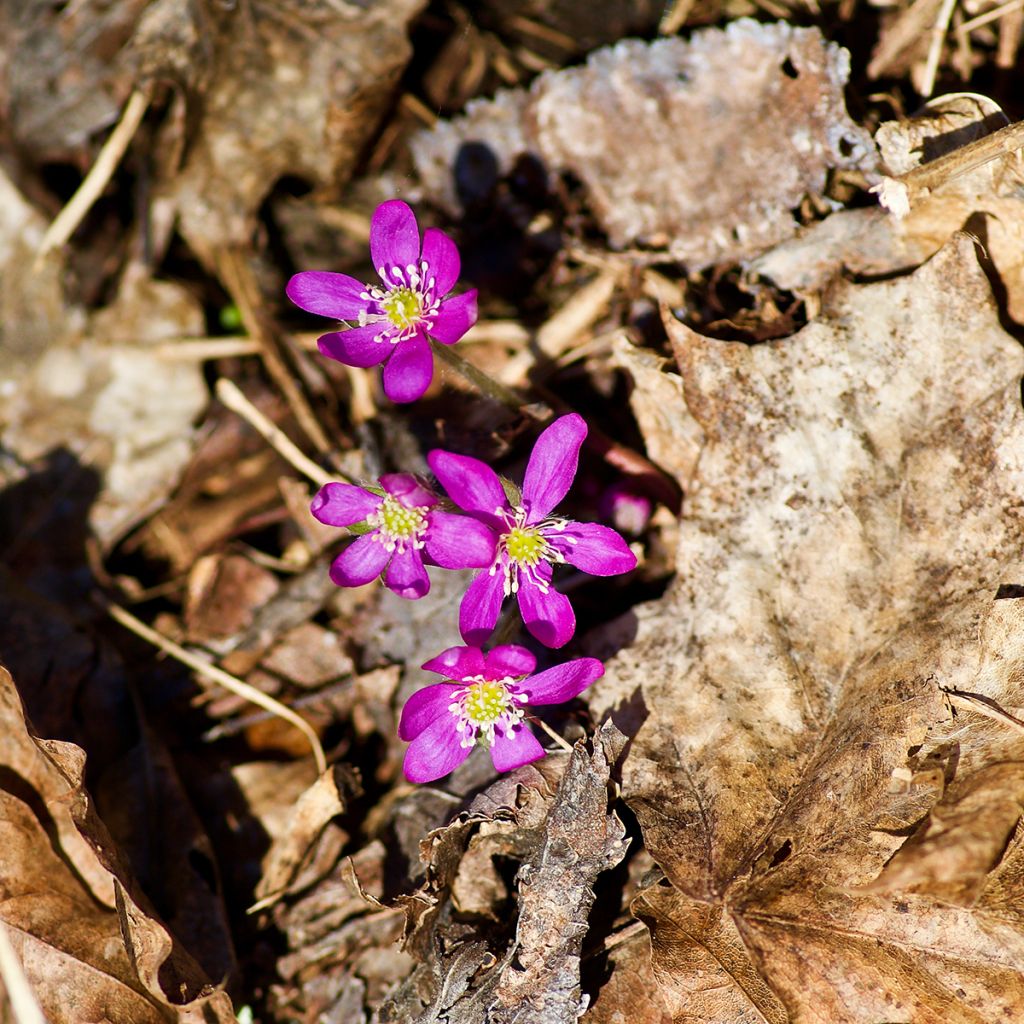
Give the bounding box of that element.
[292,201,640,782]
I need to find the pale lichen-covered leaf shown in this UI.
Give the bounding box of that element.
[413,20,875,268]
[587,234,1024,1021]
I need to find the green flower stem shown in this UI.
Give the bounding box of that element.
[430,339,551,420]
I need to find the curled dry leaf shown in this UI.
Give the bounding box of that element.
[587,234,1024,1022]
[0,665,235,1023]
[754,93,1024,324]
[413,20,875,268]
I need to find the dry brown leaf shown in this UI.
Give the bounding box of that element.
[0,665,235,1023]
[413,20,875,269]
[587,234,1024,1021]
[753,93,1024,326]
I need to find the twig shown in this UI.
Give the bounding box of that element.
[531,716,575,753]
[103,599,328,775]
[214,246,333,456]
[941,685,1024,736]
[958,0,1024,35]
[921,0,958,98]
[215,378,342,487]
[872,117,1024,218]
[35,90,149,267]
[0,924,47,1024]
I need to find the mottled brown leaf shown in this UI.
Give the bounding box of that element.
[588,234,1024,1021]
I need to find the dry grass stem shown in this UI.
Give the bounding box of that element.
[0,923,47,1024]
[35,89,149,268]
[104,599,328,775]
[215,378,336,488]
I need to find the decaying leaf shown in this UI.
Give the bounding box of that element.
[413,20,875,268]
[0,664,235,1023]
[587,233,1024,1021]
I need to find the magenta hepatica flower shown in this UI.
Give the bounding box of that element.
[399,644,604,782]
[286,200,478,404]
[428,414,637,648]
[310,473,495,600]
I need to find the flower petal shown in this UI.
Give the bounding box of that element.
[403,712,473,783]
[490,723,546,773]
[428,450,507,522]
[420,227,461,297]
[382,333,433,404]
[459,568,506,646]
[518,575,576,649]
[384,546,430,599]
[310,482,380,528]
[286,271,369,319]
[424,511,497,569]
[522,414,587,521]
[370,200,421,278]
[329,534,389,588]
[318,325,391,367]
[430,290,478,345]
[422,645,486,680]
[380,473,437,508]
[483,645,536,679]
[551,522,637,576]
[399,682,462,740]
[519,658,604,705]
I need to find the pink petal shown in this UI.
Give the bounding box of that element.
[318,325,391,367]
[520,658,604,705]
[422,645,486,680]
[550,522,637,576]
[403,712,473,783]
[370,200,420,278]
[286,271,369,319]
[380,473,437,508]
[482,645,536,679]
[424,511,497,569]
[310,482,381,528]
[518,576,575,649]
[382,334,433,404]
[399,682,462,740]
[427,450,507,522]
[430,290,478,345]
[384,546,430,599]
[522,414,587,522]
[490,724,546,773]
[420,227,461,297]
[329,534,389,587]
[459,568,506,646]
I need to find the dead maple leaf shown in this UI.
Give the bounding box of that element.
[0,664,236,1023]
[587,234,1024,1022]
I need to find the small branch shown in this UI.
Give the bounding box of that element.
[103,598,327,775]
[531,716,575,753]
[215,377,343,487]
[36,89,150,267]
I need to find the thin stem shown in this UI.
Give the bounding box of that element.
[103,598,328,775]
[531,715,575,753]
[215,378,348,487]
[430,339,551,420]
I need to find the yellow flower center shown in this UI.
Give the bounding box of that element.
[504,526,546,566]
[449,676,526,747]
[372,494,428,552]
[381,287,423,331]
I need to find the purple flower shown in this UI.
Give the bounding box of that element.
[310,473,495,600]
[286,200,478,404]
[428,414,637,648]
[399,644,604,783]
